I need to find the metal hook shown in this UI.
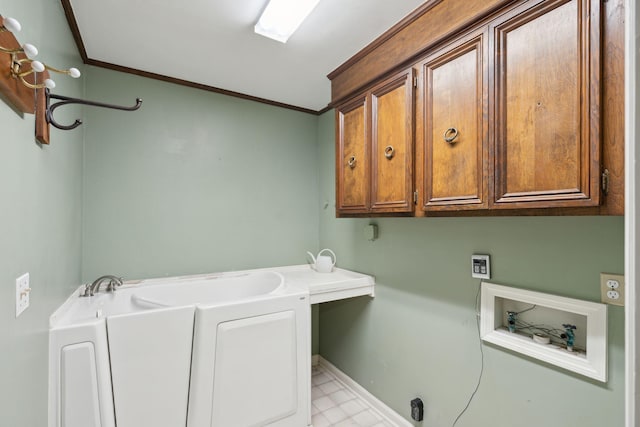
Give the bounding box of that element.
[45,88,142,130]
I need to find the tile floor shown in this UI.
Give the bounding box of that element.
[311,363,396,427]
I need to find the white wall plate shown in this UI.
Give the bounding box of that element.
[15,272,30,317]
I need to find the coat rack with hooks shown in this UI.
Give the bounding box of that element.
[1,14,142,145]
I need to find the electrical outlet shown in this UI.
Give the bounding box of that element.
[600,273,624,306]
[15,273,31,317]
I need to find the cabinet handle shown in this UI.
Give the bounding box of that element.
[384,145,395,159]
[444,127,459,144]
[347,156,357,169]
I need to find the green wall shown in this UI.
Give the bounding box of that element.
[81,67,320,281]
[317,112,625,426]
[0,2,627,426]
[0,1,84,425]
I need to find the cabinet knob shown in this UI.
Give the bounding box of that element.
[384,145,395,159]
[347,156,357,168]
[444,127,459,144]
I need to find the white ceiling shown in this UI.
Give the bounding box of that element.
[68,0,426,112]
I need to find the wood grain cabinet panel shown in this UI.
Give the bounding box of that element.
[491,0,601,208]
[371,73,415,212]
[420,30,488,211]
[336,96,369,213]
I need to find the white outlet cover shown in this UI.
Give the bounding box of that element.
[15,273,30,317]
[600,273,625,306]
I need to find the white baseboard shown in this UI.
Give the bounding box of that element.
[311,354,320,366]
[316,356,412,427]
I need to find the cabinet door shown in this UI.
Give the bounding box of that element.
[370,69,415,213]
[336,96,369,214]
[492,0,601,208]
[421,31,488,210]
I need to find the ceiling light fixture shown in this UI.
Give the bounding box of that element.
[254,0,321,43]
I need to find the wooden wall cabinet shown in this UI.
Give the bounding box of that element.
[331,0,623,217]
[336,95,369,214]
[336,69,415,215]
[491,0,601,209]
[418,29,489,211]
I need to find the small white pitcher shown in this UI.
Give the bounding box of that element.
[307,249,337,273]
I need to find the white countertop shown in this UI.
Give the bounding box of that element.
[133,264,376,304]
[124,264,376,303]
[275,265,375,304]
